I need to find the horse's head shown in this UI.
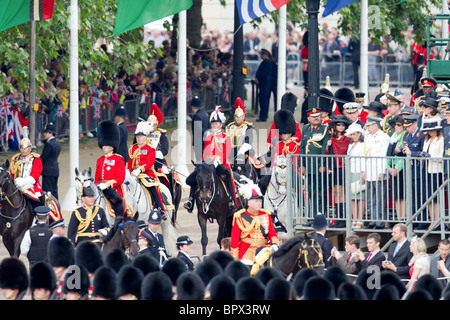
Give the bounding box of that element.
[273,156,287,194]
[0,160,15,197]
[231,156,251,177]
[118,214,140,260]
[195,162,216,205]
[298,233,325,271]
[74,167,94,200]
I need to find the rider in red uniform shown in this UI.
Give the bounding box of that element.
[94,120,126,218]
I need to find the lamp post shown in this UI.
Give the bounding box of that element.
[306,0,320,109]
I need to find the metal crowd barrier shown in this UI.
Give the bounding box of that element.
[286,154,450,239]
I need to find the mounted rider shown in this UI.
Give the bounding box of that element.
[184,106,238,213]
[94,120,126,219]
[230,183,279,265]
[225,97,262,170]
[147,103,169,182]
[9,126,61,221]
[128,121,168,218]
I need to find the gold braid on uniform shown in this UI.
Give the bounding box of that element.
[74,205,100,234]
[305,126,328,154]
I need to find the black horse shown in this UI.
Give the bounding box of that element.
[0,161,34,257]
[268,233,325,279]
[194,162,243,256]
[102,214,140,261]
[230,155,261,185]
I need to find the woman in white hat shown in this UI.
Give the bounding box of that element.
[346,123,365,228]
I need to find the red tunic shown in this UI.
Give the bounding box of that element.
[128,143,158,180]
[202,131,232,170]
[10,152,43,194]
[230,208,279,261]
[272,137,300,164]
[358,109,368,123]
[266,121,302,146]
[94,153,125,198]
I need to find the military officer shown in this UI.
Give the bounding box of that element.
[410,77,437,110]
[225,97,255,164]
[355,92,368,123]
[300,107,332,219]
[397,114,427,229]
[343,102,365,128]
[271,109,300,161]
[41,122,61,199]
[94,120,126,218]
[67,186,110,246]
[147,103,170,175]
[128,121,167,217]
[20,206,53,268]
[382,93,402,136]
[230,183,279,263]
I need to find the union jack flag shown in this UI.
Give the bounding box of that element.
[222,82,229,103]
[0,97,11,119]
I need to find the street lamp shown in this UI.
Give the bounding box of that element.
[306,0,321,109]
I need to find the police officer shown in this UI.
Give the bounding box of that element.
[397,114,427,229]
[176,235,195,271]
[300,107,331,220]
[41,122,61,199]
[95,120,126,218]
[113,106,129,164]
[67,186,110,246]
[145,209,168,266]
[20,206,53,268]
[255,49,272,122]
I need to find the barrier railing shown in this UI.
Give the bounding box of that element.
[285,153,450,238]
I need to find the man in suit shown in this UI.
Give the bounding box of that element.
[41,123,61,199]
[355,233,385,272]
[176,235,195,271]
[430,239,450,287]
[191,96,211,164]
[244,31,260,60]
[382,223,413,279]
[255,49,272,122]
[330,234,360,275]
[311,213,333,268]
[113,106,129,165]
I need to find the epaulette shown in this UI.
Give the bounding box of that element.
[244,121,254,127]
[30,152,40,158]
[114,153,123,158]
[156,128,167,134]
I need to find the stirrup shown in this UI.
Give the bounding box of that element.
[183,198,194,213]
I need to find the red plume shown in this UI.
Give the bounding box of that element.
[150,103,164,126]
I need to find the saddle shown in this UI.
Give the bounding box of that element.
[22,190,62,221]
[136,173,174,212]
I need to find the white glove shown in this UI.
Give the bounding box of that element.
[155,150,164,159]
[99,228,108,236]
[14,178,24,189]
[131,168,141,176]
[271,244,279,252]
[213,160,220,168]
[162,165,170,174]
[237,143,252,155]
[98,183,109,190]
[20,176,36,191]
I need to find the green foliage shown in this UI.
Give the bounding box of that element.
[0,0,152,95]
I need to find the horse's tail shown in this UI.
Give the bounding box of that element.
[160,217,178,257]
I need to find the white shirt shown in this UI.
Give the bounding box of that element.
[362,129,390,181]
[423,136,444,173]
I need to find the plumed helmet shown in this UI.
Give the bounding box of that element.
[75,240,104,274]
[116,265,144,300]
[274,109,296,135]
[97,120,120,153]
[319,88,334,115]
[148,103,164,128]
[239,182,264,201]
[210,106,227,123]
[234,97,246,118]
[280,92,298,113]
[19,126,32,149]
[92,266,117,300]
[0,257,29,297]
[134,121,151,136]
[48,236,75,268]
[334,87,355,114]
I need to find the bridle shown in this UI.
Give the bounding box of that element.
[0,169,27,228]
[118,220,139,258]
[197,167,217,215]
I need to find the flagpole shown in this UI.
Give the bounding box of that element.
[61,0,79,212]
[277,4,286,108]
[29,20,36,146]
[360,0,368,103]
[175,9,189,185]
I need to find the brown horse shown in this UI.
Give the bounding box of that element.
[102,214,140,261]
[268,233,325,279]
[0,161,34,257]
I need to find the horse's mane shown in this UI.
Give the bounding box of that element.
[272,234,306,258]
[199,162,215,174]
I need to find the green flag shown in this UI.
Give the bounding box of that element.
[0,0,55,32]
[114,0,193,35]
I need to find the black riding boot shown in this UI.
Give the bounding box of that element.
[224,179,237,210]
[183,187,196,213]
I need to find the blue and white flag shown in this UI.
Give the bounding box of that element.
[236,0,292,25]
[322,0,358,17]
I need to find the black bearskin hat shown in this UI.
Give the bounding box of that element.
[97,120,120,153]
[319,88,334,115]
[141,271,174,300]
[116,266,144,300]
[161,257,188,285]
[334,87,355,114]
[176,271,205,300]
[280,92,298,113]
[209,274,236,300]
[0,258,29,295]
[30,262,57,294]
[92,266,117,300]
[274,109,297,136]
[62,265,90,298]
[105,248,129,274]
[75,241,104,274]
[48,236,75,268]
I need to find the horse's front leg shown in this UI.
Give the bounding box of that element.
[197,212,208,257]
